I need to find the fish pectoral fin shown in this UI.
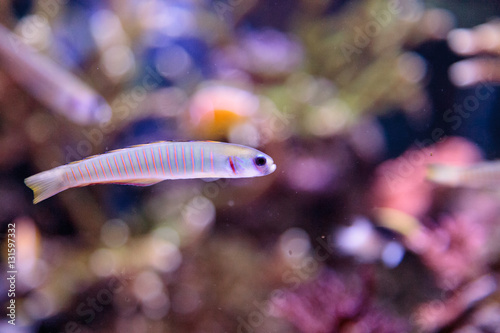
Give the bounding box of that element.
[105,178,164,186]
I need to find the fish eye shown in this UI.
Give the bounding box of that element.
[254,156,267,167]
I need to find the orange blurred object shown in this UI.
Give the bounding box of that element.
[188,84,259,139]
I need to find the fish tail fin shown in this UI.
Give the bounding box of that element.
[24,167,67,204]
[426,164,462,186]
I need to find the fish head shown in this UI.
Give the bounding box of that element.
[228,147,277,178]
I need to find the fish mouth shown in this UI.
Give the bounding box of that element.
[269,163,277,174]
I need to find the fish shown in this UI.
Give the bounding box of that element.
[0,24,111,125]
[25,141,277,203]
[426,161,500,188]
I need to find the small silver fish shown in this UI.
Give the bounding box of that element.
[0,24,111,124]
[25,141,277,203]
[426,161,500,188]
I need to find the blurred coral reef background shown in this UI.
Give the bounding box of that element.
[2,0,500,332]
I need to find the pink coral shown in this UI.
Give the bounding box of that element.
[271,270,407,333]
[371,136,482,218]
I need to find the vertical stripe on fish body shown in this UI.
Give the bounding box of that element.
[25,141,277,203]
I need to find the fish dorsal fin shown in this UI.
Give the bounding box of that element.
[69,140,226,165]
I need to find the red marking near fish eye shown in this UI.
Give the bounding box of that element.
[166,145,173,176]
[121,155,129,176]
[143,150,151,175]
[135,151,144,175]
[99,160,107,177]
[182,145,186,174]
[201,148,204,172]
[77,165,85,181]
[158,147,165,174]
[114,156,122,177]
[174,145,179,173]
[106,158,115,177]
[229,157,236,174]
[151,148,158,175]
[210,151,214,173]
[128,152,136,176]
[191,145,195,172]
[91,161,99,179]
[71,168,78,181]
[85,164,93,181]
